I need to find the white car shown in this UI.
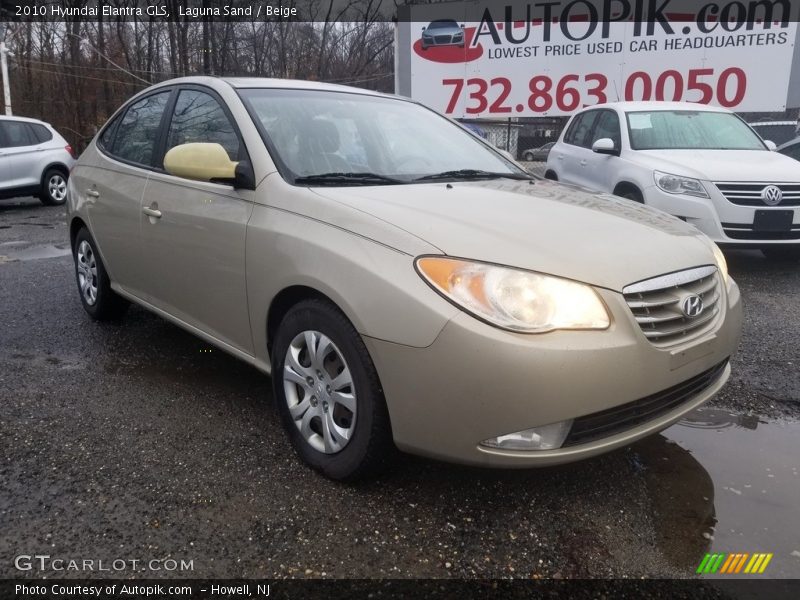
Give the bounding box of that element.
[0,115,77,205]
[546,101,800,260]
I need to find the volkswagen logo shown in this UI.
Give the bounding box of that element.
[761,185,783,206]
[681,295,704,318]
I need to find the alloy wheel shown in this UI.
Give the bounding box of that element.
[76,240,98,305]
[48,174,67,203]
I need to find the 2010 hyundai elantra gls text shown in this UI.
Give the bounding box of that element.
[67,77,742,480]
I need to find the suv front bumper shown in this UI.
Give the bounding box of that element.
[643,184,800,245]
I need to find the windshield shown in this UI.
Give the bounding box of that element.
[429,20,459,29]
[626,110,766,151]
[238,88,523,185]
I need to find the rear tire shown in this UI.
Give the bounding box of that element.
[73,228,129,321]
[544,170,558,181]
[40,168,68,206]
[761,246,800,261]
[271,299,393,481]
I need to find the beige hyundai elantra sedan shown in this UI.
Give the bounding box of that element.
[67,77,742,480]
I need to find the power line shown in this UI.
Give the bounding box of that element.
[19,64,149,87]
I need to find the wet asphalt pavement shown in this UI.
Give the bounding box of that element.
[0,196,798,581]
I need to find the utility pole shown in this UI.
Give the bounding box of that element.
[0,40,10,115]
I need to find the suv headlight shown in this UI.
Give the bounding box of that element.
[416,257,610,333]
[654,171,708,198]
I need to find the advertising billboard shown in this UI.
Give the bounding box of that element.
[395,0,800,117]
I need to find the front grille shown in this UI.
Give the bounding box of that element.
[562,359,729,447]
[715,182,800,207]
[721,222,800,240]
[434,35,452,44]
[623,266,721,346]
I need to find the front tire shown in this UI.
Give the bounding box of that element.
[271,299,393,481]
[762,245,800,261]
[523,152,534,161]
[40,168,68,206]
[73,228,129,320]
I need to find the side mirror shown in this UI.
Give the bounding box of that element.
[164,143,238,183]
[421,26,426,31]
[765,140,777,151]
[498,149,515,162]
[592,138,619,156]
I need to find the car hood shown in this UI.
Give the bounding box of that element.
[635,149,800,182]
[313,179,716,292]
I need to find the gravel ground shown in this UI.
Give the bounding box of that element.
[0,196,798,581]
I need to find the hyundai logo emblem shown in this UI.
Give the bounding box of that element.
[761,185,783,206]
[681,295,704,318]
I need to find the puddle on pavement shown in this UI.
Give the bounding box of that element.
[633,407,799,578]
[0,243,71,263]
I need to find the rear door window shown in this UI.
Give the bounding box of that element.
[0,121,37,148]
[111,91,171,166]
[30,123,53,143]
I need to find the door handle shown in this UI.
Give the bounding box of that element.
[86,189,100,198]
[580,160,588,167]
[142,206,162,219]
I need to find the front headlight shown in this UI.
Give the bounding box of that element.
[712,243,729,285]
[416,257,610,333]
[654,171,708,198]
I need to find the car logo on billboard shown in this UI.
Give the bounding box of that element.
[681,295,704,318]
[414,22,483,63]
[761,185,783,206]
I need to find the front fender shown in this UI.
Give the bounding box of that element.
[245,204,461,367]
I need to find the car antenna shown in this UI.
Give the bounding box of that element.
[612,80,621,102]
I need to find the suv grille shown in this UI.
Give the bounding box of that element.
[623,266,721,346]
[721,222,800,241]
[562,359,728,447]
[715,182,800,207]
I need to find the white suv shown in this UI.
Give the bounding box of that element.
[546,101,800,260]
[0,115,77,206]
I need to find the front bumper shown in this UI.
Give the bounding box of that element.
[365,280,742,467]
[643,184,800,246]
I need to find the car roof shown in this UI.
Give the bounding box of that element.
[0,115,50,125]
[146,75,388,98]
[585,101,734,113]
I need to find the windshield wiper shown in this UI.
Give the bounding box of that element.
[414,169,534,182]
[294,172,405,186]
